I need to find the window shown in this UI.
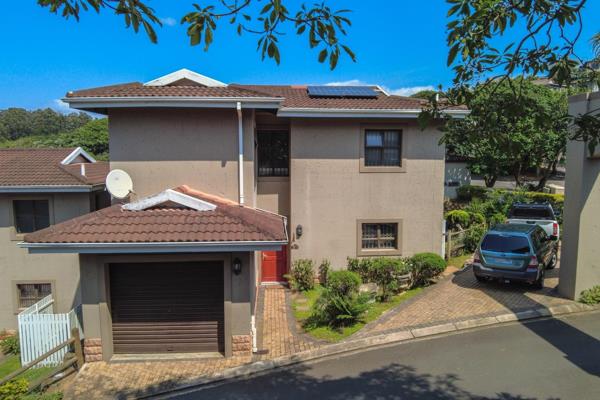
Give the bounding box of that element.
[16,283,52,309]
[257,131,289,177]
[358,221,402,256]
[364,129,402,167]
[13,200,50,233]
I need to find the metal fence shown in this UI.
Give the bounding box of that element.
[17,295,82,367]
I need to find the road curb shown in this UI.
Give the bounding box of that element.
[145,303,599,399]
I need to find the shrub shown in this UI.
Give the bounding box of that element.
[489,212,507,227]
[409,253,446,286]
[347,257,373,283]
[369,257,410,302]
[318,259,331,286]
[470,212,486,226]
[579,286,600,305]
[0,378,28,400]
[310,288,370,328]
[464,225,487,253]
[445,210,470,229]
[1,334,20,355]
[456,185,488,201]
[327,270,362,297]
[286,259,315,292]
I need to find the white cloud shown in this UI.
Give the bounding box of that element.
[51,99,74,114]
[160,17,177,27]
[324,80,435,97]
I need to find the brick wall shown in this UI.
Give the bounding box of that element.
[83,338,102,362]
[231,334,252,357]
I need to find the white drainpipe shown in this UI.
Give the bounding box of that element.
[236,102,245,205]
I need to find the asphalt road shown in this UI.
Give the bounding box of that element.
[167,311,600,400]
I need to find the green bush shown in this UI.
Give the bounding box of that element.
[286,259,315,292]
[445,210,470,229]
[464,225,487,253]
[347,257,373,283]
[310,288,370,328]
[409,253,446,286]
[579,286,600,305]
[327,270,362,297]
[456,185,488,201]
[1,334,20,355]
[0,378,28,400]
[470,212,486,225]
[369,257,410,302]
[489,212,507,227]
[318,259,331,286]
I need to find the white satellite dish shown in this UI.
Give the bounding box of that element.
[105,169,133,199]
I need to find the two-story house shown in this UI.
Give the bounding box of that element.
[0,147,109,330]
[21,69,468,361]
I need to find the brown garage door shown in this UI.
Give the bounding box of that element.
[109,262,224,354]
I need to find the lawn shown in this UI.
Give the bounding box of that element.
[0,354,53,383]
[292,285,423,342]
[447,253,472,269]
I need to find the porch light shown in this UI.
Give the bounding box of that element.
[233,258,243,275]
[296,224,303,238]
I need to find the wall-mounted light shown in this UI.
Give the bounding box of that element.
[233,258,243,275]
[296,224,303,238]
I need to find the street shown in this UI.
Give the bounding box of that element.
[166,311,600,400]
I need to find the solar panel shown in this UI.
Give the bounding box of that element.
[307,86,378,98]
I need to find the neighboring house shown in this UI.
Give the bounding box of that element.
[20,69,468,361]
[444,153,471,199]
[559,91,600,299]
[0,147,109,330]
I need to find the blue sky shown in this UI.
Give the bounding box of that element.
[0,1,598,111]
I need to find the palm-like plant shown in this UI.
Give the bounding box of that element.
[593,33,600,59]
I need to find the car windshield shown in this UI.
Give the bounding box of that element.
[481,234,531,254]
[509,207,553,220]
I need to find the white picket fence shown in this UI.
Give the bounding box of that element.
[17,295,82,367]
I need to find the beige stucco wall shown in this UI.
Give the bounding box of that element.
[108,108,256,205]
[79,252,253,360]
[256,178,291,217]
[559,92,600,299]
[289,119,445,269]
[0,193,92,330]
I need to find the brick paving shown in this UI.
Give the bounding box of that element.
[63,286,317,400]
[357,264,575,337]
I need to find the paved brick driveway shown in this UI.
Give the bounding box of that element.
[63,286,318,400]
[357,264,575,337]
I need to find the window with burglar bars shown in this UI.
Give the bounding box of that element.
[16,283,52,309]
[364,129,402,167]
[13,199,50,233]
[361,223,398,249]
[257,131,289,177]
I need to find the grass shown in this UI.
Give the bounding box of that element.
[0,354,54,383]
[292,285,423,342]
[447,253,472,269]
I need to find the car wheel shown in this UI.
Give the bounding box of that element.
[474,274,486,283]
[546,251,558,270]
[533,269,545,290]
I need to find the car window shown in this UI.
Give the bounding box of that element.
[508,207,554,220]
[481,234,531,254]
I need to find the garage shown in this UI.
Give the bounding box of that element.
[109,262,224,354]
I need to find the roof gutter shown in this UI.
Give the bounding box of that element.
[277,108,470,119]
[0,185,99,193]
[63,96,283,110]
[19,240,288,254]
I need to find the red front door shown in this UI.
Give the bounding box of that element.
[261,247,287,282]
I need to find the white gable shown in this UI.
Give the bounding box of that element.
[144,69,226,87]
[60,147,96,165]
[122,189,217,211]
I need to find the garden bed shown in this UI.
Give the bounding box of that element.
[292,285,423,342]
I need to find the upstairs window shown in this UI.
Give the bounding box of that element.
[364,129,402,167]
[257,131,289,177]
[13,200,50,233]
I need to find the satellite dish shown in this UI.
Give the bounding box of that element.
[105,169,133,199]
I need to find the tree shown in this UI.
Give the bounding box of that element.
[443,0,600,156]
[0,107,91,140]
[410,90,438,99]
[37,0,355,69]
[442,78,569,188]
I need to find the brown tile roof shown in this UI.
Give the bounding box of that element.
[0,148,109,187]
[24,185,287,244]
[67,83,277,99]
